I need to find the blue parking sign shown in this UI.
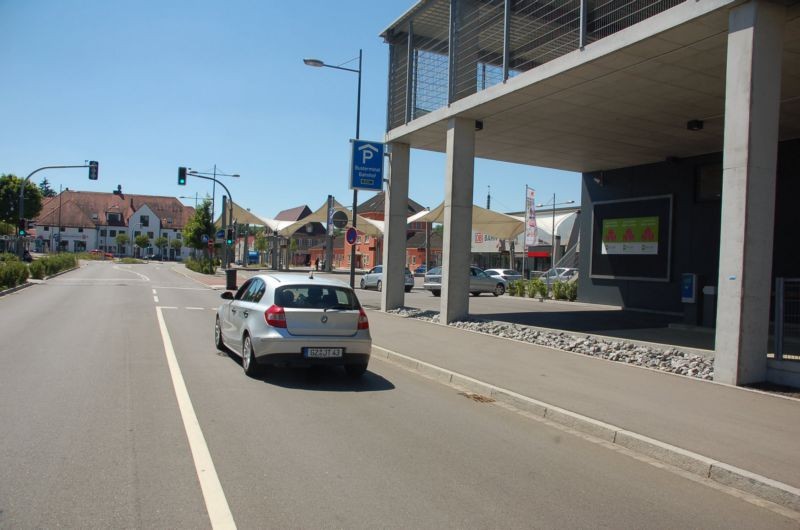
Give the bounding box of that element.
[350,139,384,191]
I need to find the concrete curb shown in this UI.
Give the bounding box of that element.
[0,282,34,297]
[372,344,800,513]
[171,265,226,290]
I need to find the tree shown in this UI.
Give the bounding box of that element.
[183,198,214,255]
[154,236,168,256]
[134,234,150,256]
[169,238,183,256]
[0,174,43,224]
[116,233,130,255]
[254,234,268,265]
[0,220,13,236]
[39,178,57,198]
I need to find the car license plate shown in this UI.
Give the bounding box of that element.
[304,347,343,358]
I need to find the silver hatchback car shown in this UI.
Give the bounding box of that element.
[360,265,414,292]
[215,273,372,378]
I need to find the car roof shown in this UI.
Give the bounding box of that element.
[252,273,351,289]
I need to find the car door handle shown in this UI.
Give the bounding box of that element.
[231,308,237,314]
[243,311,249,318]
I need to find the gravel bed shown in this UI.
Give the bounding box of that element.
[387,307,714,381]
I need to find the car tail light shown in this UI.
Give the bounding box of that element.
[357,307,369,330]
[265,304,287,328]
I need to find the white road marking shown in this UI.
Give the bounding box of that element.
[112,265,150,282]
[154,296,160,303]
[156,307,236,529]
[152,289,158,295]
[186,307,204,311]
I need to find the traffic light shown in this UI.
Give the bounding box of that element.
[178,167,187,186]
[226,228,234,245]
[88,160,99,180]
[18,218,26,236]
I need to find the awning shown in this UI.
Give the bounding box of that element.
[408,203,524,241]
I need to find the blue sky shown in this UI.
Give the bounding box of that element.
[0,0,580,220]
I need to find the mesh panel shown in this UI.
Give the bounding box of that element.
[385,0,687,130]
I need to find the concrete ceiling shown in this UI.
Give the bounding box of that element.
[387,3,800,174]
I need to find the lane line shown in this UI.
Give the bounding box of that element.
[154,296,160,303]
[152,286,210,291]
[112,265,150,282]
[156,307,236,529]
[186,307,204,311]
[152,289,158,295]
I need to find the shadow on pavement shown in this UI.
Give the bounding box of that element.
[258,366,395,392]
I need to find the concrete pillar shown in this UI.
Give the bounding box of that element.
[441,117,475,323]
[381,142,410,311]
[714,1,785,385]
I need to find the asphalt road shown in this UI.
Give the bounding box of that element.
[0,262,794,528]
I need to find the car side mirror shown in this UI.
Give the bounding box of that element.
[221,291,234,300]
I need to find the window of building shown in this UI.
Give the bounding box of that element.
[356,236,362,244]
[167,218,173,224]
[140,215,149,227]
[364,235,370,243]
[59,227,65,232]
[176,233,181,240]
[411,256,417,264]
[364,255,369,265]
[78,227,84,233]
[110,230,116,237]
[107,212,121,223]
[43,226,49,231]
[147,232,154,238]
[134,231,141,237]
[100,229,107,236]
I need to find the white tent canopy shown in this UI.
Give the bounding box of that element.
[216,199,384,237]
[408,203,524,241]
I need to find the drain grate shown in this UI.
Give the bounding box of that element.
[458,391,495,403]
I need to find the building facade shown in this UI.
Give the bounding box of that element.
[378,0,800,386]
[34,190,195,259]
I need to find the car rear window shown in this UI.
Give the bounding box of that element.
[428,267,442,275]
[275,285,359,310]
[504,270,517,275]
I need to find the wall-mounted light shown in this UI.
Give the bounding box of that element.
[592,172,604,187]
[687,120,704,131]
[475,120,483,131]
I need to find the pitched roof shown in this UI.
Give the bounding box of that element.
[357,191,425,215]
[275,205,312,221]
[34,190,195,229]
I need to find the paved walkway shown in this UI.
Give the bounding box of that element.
[367,311,800,492]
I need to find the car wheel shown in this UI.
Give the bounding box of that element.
[214,316,224,350]
[432,290,441,297]
[471,291,480,297]
[493,284,506,296]
[377,280,383,292]
[360,278,366,289]
[405,286,412,293]
[242,334,259,377]
[345,362,368,378]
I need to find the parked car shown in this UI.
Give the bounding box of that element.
[541,267,578,284]
[360,265,414,292]
[414,265,427,275]
[423,266,508,297]
[484,268,523,282]
[215,274,371,378]
[89,249,114,259]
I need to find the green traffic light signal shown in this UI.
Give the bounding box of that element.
[178,167,187,186]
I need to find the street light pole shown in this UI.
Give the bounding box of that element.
[304,49,362,289]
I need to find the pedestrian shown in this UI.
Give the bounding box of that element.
[315,257,320,271]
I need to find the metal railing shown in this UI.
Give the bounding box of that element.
[386,0,687,131]
[774,278,800,361]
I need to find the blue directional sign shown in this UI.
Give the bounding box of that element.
[201,234,209,244]
[216,229,225,239]
[350,139,384,191]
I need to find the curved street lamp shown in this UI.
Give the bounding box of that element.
[303,50,362,288]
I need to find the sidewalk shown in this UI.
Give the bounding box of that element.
[366,310,800,508]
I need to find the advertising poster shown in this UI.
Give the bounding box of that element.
[590,195,672,281]
[601,216,659,255]
[524,187,537,247]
